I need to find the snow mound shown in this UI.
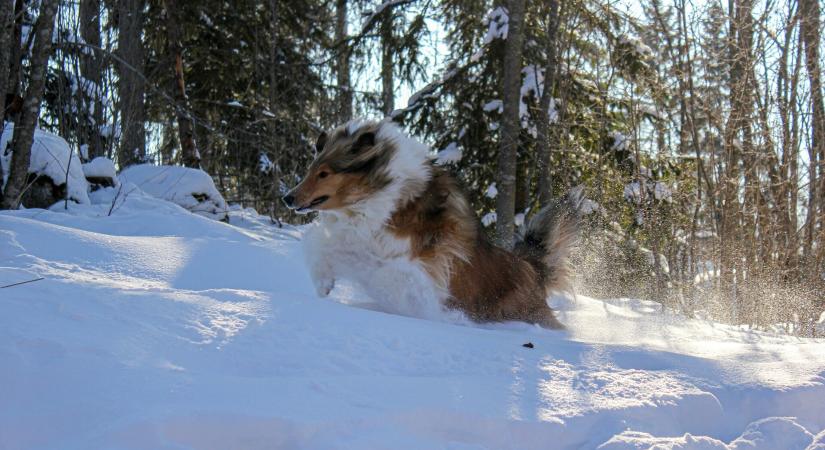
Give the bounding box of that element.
[729,417,813,450]
[599,431,728,449]
[82,156,117,180]
[601,417,815,450]
[119,164,228,221]
[1,122,89,205]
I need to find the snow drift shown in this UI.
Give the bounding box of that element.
[119,164,228,221]
[1,188,824,449]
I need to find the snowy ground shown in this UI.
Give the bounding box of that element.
[2,188,825,449]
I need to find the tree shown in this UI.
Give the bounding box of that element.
[799,0,825,265]
[79,0,105,160]
[1,0,59,209]
[0,0,14,108]
[5,0,25,108]
[535,0,560,206]
[163,0,200,168]
[495,0,527,247]
[116,0,147,167]
[336,0,353,122]
[380,11,395,115]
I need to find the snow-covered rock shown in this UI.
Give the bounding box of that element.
[82,156,118,189]
[82,156,116,180]
[1,122,89,207]
[119,164,228,221]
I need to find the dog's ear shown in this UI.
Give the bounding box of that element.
[350,131,375,154]
[315,132,328,153]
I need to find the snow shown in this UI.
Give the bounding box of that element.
[1,187,825,449]
[619,35,655,60]
[199,11,214,27]
[581,198,601,215]
[99,124,121,139]
[654,181,672,202]
[625,180,672,204]
[82,157,117,181]
[483,7,509,44]
[119,164,228,221]
[611,131,628,151]
[360,0,409,34]
[435,142,462,165]
[484,99,503,113]
[485,182,498,198]
[518,65,559,136]
[481,211,497,226]
[1,122,90,205]
[625,181,643,203]
[258,152,274,173]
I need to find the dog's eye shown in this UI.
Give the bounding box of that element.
[318,171,329,179]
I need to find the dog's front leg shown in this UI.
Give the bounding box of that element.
[302,222,338,298]
[309,262,335,297]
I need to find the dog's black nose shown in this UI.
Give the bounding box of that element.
[282,194,295,207]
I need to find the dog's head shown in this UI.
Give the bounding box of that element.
[282,121,395,214]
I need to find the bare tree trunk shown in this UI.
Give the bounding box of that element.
[336,0,352,122]
[0,0,14,106]
[536,0,560,206]
[495,0,526,248]
[268,0,282,220]
[116,0,146,167]
[0,0,58,209]
[799,0,825,267]
[1,0,16,198]
[380,12,394,116]
[164,0,200,168]
[778,10,800,273]
[5,0,26,103]
[79,0,104,160]
[720,0,755,320]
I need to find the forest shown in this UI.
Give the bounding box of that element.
[1,0,824,335]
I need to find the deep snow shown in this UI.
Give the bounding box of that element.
[1,183,825,450]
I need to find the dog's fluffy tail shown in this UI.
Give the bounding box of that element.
[514,187,583,295]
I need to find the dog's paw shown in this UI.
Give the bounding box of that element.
[314,277,335,297]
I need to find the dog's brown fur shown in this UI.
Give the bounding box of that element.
[388,168,569,328]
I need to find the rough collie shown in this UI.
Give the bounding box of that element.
[283,120,580,328]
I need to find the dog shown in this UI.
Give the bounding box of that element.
[283,120,580,328]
